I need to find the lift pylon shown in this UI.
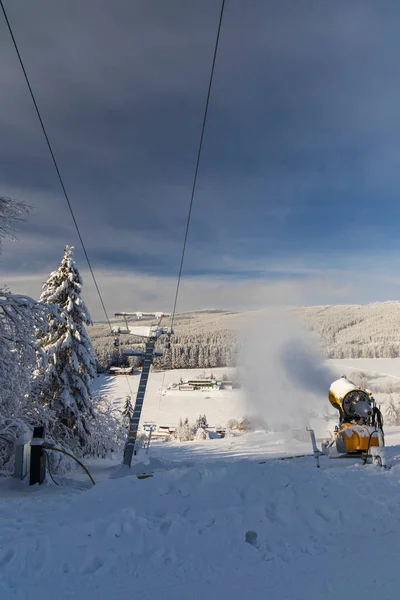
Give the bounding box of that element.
[112,312,173,467]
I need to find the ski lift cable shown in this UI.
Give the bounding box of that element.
[158,0,226,411]
[2,0,224,409]
[0,0,111,330]
[0,2,135,398]
[169,0,226,330]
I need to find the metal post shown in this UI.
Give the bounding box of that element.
[123,338,156,466]
[29,426,46,485]
[113,312,173,468]
[146,427,153,453]
[306,427,321,468]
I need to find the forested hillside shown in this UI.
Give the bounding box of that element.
[297,302,400,359]
[89,302,400,372]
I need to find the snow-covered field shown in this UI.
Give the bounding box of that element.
[92,358,400,430]
[4,358,400,599]
[4,431,400,600]
[328,357,400,381]
[93,368,246,428]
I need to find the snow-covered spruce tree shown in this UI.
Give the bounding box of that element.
[385,395,400,426]
[195,414,208,429]
[36,245,96,448]
[122,394,134,423]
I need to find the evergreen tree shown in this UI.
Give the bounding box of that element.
[122,394,134,422]
[174,417,195,441]
[195,414,208,429]
[36,245,96,444]
[385,396,400,425]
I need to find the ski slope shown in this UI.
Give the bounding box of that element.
[93,358,400,430]
[3,359,400,599]
[93,368,247,428]
[3,433,400,600]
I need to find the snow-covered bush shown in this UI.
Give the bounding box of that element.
[173,418,196,442]
[40,395,127,474]
[195,427,210,440]
[0,290,53,473]
[172,417,212,442]
[83,395,126,459]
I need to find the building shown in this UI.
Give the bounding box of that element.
[187,380,219,390]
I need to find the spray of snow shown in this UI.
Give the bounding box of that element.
[237,308,336,431]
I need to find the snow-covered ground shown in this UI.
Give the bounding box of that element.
[92,358,400,430]
[4,431,400,600]
[328,357,400,378]
[93,368,247,428]
[4,359,400,599]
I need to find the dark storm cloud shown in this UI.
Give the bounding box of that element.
[2,0,400,305]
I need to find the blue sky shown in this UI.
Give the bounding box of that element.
[1,0,400,318]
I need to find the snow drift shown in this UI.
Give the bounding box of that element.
[3,454,400,600]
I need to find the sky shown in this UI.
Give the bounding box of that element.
[1,0,400,319]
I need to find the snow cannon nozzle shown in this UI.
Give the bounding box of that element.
[353,400,372,419]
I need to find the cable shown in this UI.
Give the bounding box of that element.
[0,0,111,329]
[44,445,96,485]
[2,0,224,416]
[157,0,226,406]
[170,0,226,329]
[1,2,135,399]
[156,369,167,425]
[44,450,59,486]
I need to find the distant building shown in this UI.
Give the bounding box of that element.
[178,379,240,391]
[184,379,220,391]
[109,366,133,375]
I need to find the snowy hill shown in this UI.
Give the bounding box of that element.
[5,332,400,599]
[92,359,400,432]
[89,302,400,371]
[4,432,400,599]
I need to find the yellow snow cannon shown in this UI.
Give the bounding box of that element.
[324,375,385,464]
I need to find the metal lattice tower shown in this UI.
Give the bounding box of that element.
[113,312,173,467]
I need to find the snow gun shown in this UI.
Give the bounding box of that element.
[308,375,387,467]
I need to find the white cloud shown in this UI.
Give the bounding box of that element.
[1,267,356,321]
[5,250,400,322]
